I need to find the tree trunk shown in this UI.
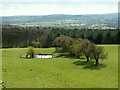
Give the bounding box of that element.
[31,53,34,58]
[86,56,89,62]
[26,54,28,58]
[95,59,99,65]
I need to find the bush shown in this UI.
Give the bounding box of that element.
[26,46,35,58]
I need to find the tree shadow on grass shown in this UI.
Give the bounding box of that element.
[73,60,107,70]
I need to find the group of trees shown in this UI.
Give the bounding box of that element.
[2,25,120,48]
[2,25,51,48]
[53,36,108,65]
[47,28,120,47]
[2,25,112,65]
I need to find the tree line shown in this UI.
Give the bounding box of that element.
[47,28,120,47]
[2,25,120,48]
[2,25,51,48]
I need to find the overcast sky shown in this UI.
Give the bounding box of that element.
[0,0,119,16]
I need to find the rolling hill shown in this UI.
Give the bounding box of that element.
[1,13,118,29]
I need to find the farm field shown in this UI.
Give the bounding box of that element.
[2,45,118,88]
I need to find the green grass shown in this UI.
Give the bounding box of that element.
[2,45,118,88]
[0,49,2,89]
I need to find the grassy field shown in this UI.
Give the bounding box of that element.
[0,49,2,89]
[2,45,118,88]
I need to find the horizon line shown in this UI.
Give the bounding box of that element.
[0,12,118,17]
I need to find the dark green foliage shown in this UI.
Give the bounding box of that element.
[2,25,51,48]
[2,25,120,48]
[48,28,120,45]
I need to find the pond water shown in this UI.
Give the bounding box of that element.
[34,54,52,58]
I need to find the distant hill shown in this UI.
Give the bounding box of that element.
[1,13,118,29]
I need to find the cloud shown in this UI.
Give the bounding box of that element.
[0,0,119,3]
[0,1,118,16]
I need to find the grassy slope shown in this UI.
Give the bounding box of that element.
[0,49,2,89]
[2,45,118,88]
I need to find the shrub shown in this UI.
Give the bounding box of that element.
[26,46,35,58]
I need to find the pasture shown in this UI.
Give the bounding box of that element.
[2,45,118,88]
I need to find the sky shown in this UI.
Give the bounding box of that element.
[0,0,119,16]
